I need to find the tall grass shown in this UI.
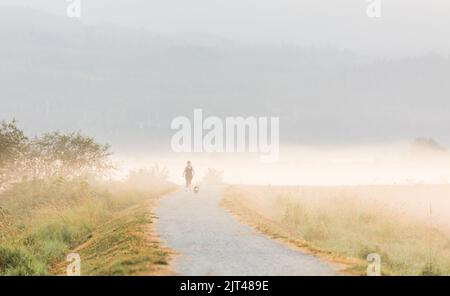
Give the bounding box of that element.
[223,186,450,275]
[0,175,174,275]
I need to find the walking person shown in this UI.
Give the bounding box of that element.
[183,161,195,192]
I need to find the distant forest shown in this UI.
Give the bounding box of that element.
[2,8,450,149]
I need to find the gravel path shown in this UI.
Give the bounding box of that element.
[155,187,337,276]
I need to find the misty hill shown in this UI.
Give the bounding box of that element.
[1,7,450,150]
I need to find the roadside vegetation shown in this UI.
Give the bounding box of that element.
[222,185,450,276]
[0,120,175,275]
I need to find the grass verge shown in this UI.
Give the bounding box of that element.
[222,185,450,276]
[0,178,175,275]
[52,199,171,275]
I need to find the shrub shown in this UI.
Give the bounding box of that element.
[0,245,46,275]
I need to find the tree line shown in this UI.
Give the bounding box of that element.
[0,120,112,189]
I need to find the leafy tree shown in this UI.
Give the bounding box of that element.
[0,120,28,188]
[1,120,113,187]
[27,131,113,179]
[411,138,446,152]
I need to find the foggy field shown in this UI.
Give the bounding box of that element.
[222,185,450,275]
[2,0,450,279]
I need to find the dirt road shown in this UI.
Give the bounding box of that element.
[155,187,337,276]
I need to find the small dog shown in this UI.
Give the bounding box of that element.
[193,186,200,194]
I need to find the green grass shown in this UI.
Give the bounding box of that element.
[222,185,450,276]
[0,178,175,275]
[53,202,171,275]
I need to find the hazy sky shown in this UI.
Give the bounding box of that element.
[2,0,450,57]
[1,1,450,185]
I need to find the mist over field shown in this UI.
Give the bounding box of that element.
[1,1,450,277]
[115,141,450,185]
[2,4,450,186]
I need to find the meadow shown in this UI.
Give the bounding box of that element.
[222,185,450,275]
[0,175,175,275]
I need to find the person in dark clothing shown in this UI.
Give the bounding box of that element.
[183,161,195,192]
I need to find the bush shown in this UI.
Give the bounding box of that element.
[0,245,46,275]
[421,262,442,276]
[1,120,113,189]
